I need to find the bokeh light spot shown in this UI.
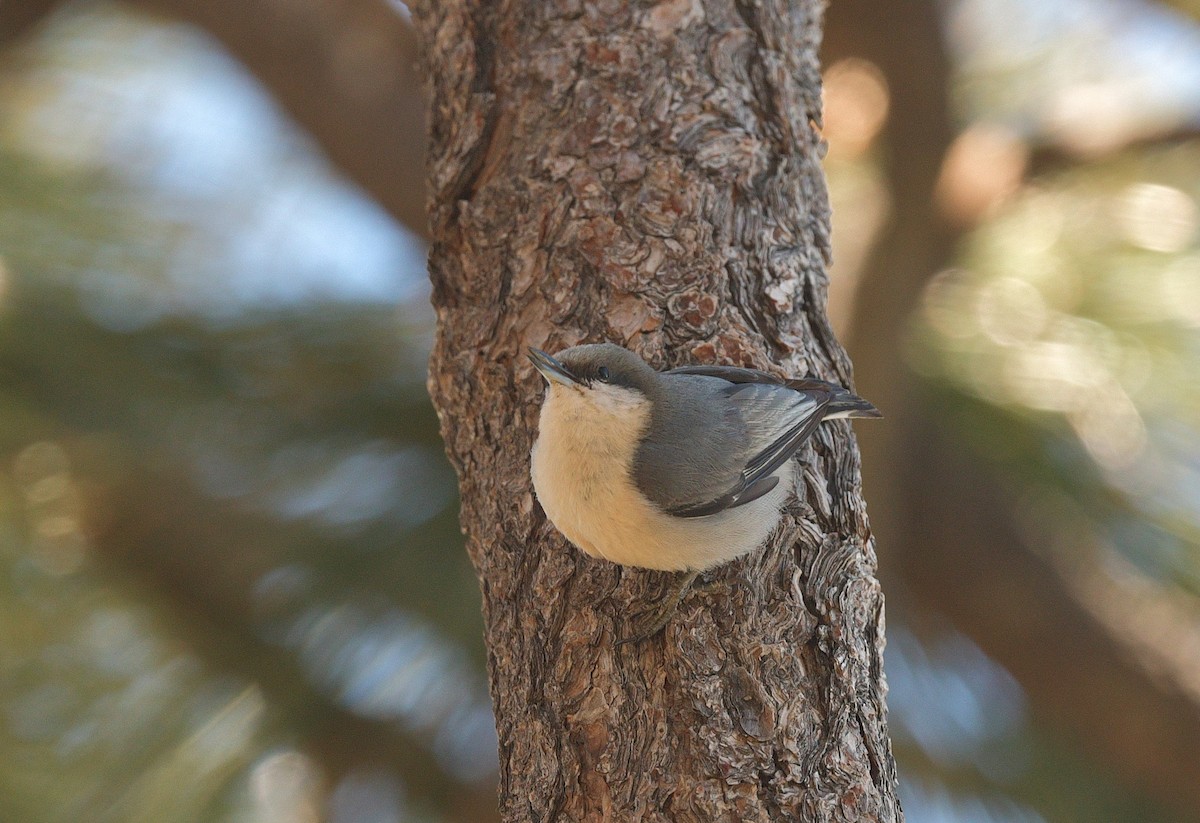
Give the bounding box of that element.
[822,58,890,159]
[1117,183,1198,253]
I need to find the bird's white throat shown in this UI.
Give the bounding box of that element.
[530,383,652,562]
[532,383,650,496]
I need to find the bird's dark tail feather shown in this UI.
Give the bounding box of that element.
[828,393,883,418]
[786,378,883,419]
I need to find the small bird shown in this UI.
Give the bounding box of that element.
[528,342,880,641]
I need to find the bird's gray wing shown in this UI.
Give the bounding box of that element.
[665,364,786,385]
[662,378,832,518]
[667,365,881,418]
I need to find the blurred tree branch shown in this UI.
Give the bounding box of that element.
[828,0,1200,814]
[1,0,430,239]
[1026,126,1200,179]
[90,463,500,823]
[124,0,429,239]
[0,0,61,45]
[0,296,498,820]
[1019,0,1200,182]
[895,412,1200,813]
[1156,0,1200,23]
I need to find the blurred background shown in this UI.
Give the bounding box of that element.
[0,0,1197,821]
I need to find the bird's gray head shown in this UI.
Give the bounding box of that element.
[528,343,659,400]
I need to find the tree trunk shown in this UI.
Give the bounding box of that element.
[412,2,900,820]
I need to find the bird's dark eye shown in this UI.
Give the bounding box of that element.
[597,366,611,383]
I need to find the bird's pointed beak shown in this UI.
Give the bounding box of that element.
[528,348,579,387]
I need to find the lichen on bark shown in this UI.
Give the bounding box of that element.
[411,1,901,820]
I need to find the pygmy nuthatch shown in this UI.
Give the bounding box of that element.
[528,343,880,581]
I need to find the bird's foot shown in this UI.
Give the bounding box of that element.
[689,572,725,596]
[617,570,700,646]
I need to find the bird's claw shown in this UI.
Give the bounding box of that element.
[616,569,701,646]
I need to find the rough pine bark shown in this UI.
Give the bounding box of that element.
[411,2,900,820]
